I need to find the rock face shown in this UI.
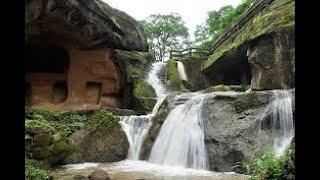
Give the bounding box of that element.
[117,50,157,114]
[202,0,295,90]
[25,0,148,51]
[66,110,129,163]
[141,89,295,172]
[247,27,295,90]
[25,0,150,111]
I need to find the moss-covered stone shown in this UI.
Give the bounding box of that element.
[52,139,73,155]
[88,109,119,129]
[202,0,295,71]
[166,60,185,91]
[132,79,156,114]
[25,119,56,134]
[232,92,269,113]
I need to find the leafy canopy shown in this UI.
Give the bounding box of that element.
[140,13,189,61]
[194,0,257,49]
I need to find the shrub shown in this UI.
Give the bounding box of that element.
[242,148,295,180]
[25,163,50,180]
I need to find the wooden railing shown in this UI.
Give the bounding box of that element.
[169,48,209,59]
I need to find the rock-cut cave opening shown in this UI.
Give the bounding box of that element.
[204,46,252,87]
[25,43,70,104]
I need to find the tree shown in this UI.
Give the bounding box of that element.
[194,0,256,49]
[140,13,189,61]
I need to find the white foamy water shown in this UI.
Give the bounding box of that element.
[63,162,99,170]
[119,61,169,160]
[269,90,294,157]
[57,160,248,180]
[176,61,188,81]
[149,92,208,170]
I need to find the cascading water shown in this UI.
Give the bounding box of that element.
[265,90,294,157]
[119,61,168,160]
[176,61,188,81]
[148,92,208,170]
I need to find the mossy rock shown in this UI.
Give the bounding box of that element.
[52,139,73,155]
[166,60,185,91]
[88,109,119,129]
[132,79,156,114]
[202,0,295,71]
[232,92,269,113]
[25,119,56,134]
[133,79,156,98]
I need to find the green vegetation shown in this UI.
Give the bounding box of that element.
[140,13,189,61]
[242,145,295,180]
[134,79,156,98]
[166,60,184,91]
[88,109,119,128]
[194,0,257,49]
[25,107,88,136]
[25,162,50,180]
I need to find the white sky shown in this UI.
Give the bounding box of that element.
[103,0,242,40]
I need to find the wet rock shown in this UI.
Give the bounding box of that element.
[202,90,294,171]
[73,175,88,180]
[104,108,137,116]
[33,133,53,147]
[88,169,110,180]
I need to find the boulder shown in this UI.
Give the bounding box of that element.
[65,110,129,163]
[141,89,295,172]
[88,169,110,180]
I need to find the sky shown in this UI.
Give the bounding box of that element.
[103,0,243,40]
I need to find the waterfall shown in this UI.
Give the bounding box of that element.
[119,61,169,160]
[148,92,208,170]
[266,90,294,157]
[176,61,188,81]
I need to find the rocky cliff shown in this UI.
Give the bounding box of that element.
[25,0,148,51]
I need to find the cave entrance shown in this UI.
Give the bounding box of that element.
[25,43,70,105]
[203,45,252,87]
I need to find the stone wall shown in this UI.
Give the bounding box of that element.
[26,49,123,110]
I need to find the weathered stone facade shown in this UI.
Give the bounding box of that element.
[25,0,148,110]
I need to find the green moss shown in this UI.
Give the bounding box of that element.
[134,79,156,98]
[25,108,88,136]
[88,109,119,128]
[202,0,295,71]
[25,118,56,133]
[25,162,50,180]
[52,140,73,154]
[167,59,185,91]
